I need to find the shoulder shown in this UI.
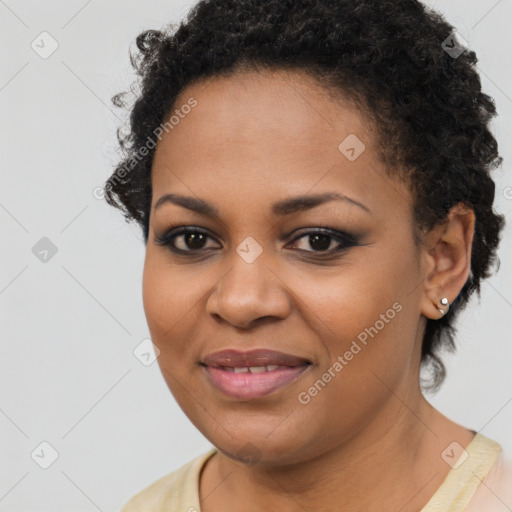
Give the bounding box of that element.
[465,446,512,511]
[119,448,217,512]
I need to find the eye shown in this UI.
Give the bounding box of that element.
[155,227,219,253]
[286,228,359,254]
[154,226,361,256]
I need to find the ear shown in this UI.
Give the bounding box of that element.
[419,203,475,320]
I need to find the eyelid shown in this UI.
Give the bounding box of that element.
[287,227,360,253]
[154,226,221,252]
[154,224,361,256]
[287,226,358,242]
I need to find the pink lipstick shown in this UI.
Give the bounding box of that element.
[202,349,311,400]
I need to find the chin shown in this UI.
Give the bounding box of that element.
[201,418,318,467]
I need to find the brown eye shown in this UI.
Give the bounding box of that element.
[175,231,208,251]
[155,227,220,253]
[287,228,360,255]
[155,226,360,258]
[291,233,336,252]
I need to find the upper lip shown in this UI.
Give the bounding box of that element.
[202,349,311,368]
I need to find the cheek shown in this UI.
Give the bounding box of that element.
[142,260,190,368]
[289,248,418,384]
[142,264,171,337]
[293,290,414,447]
[142,257,206,401]
[284,254,408,339]
[142,252,203,338]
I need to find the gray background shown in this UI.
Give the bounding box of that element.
[1,0,511,510]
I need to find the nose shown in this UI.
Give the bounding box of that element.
[205,251,291,329]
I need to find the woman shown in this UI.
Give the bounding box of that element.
[104,0,512,510]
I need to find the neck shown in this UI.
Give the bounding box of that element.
[200,391,469,512]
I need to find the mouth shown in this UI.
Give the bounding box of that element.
[201,349,312,400]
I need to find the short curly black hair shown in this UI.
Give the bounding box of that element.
[104,0,505,393]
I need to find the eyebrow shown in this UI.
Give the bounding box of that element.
[154,191,371,217]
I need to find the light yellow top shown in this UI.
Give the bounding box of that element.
[120,432,512,512]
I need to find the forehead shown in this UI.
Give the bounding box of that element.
[157,69,371,159]
[151,69,410,218]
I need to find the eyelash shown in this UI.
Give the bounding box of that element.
[154,225,360,258]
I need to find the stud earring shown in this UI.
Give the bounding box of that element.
[437,297,449,316]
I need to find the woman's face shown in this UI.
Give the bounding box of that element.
[143,69,430,466]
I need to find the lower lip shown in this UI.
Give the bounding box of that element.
[204,365,310,400]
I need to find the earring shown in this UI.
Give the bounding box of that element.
[437,297,449,316]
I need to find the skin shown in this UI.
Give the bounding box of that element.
[143,69,476,512]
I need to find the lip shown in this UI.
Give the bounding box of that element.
[201,349,311,400]
[202,349,311,368]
